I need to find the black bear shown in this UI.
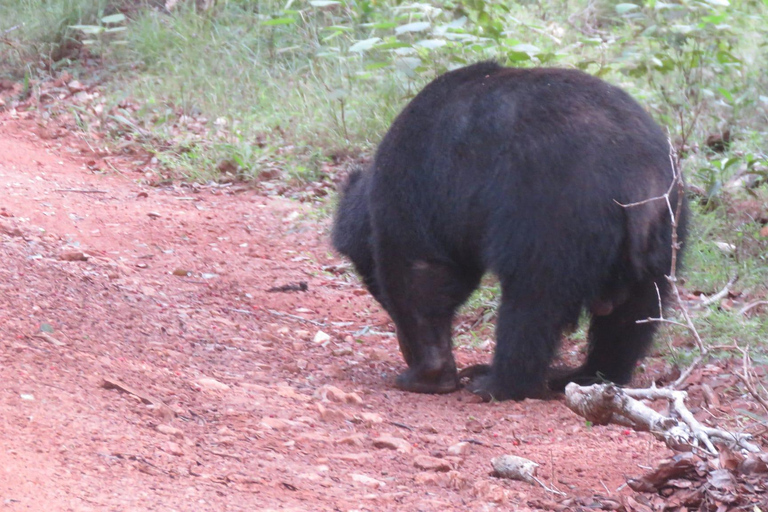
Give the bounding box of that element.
[333,61,686,401]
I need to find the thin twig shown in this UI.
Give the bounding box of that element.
[671,354,704,389]
[732,343,768,414]
[636,317,689,329]
[738,300,768,317]
[222,307,255,316]
[532,475,567,496]
[2,25,22,35]
[699,274,738,308]
[267,309,326,327]
[54,188,108,194]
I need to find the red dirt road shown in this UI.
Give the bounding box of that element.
[0,112,673,511]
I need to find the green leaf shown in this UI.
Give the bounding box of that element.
[261,17,296,26]
[349,37,380,53]
[718,157,740,171]
[671,24,697,35]
[40,323,54,333]
[395,22,431,34]
[414,39,446,50]
[394,56,421,76]
[507,51,531,62]
[510,43,540,55]
[375,41,410,50]
[364,62,389,71]
[101,13,126,24]
[717,87,734,102]
[615,3,640,14]
[70,24,105,35]
[701,13,727,24]
[361,22,397,29]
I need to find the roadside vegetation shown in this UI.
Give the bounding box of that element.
[1,0,767,354]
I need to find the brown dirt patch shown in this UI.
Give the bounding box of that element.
[0,111,762,511]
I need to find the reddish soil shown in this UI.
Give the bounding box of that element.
[0,111,761,511]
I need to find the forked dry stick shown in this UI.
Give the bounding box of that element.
[564,383,760,455]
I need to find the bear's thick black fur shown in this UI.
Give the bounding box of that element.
[332,61,687,401]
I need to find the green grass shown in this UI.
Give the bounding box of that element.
[0,0,116,74]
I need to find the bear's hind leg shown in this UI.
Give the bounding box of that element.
[379,257,481,394]
[466,284,574,401]
[549,277,667,390]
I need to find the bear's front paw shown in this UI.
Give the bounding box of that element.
[394,367,459,394]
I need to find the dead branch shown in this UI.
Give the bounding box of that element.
[2,25,21,36]
[738,300,768,317]
[564,383,760,455]
[699,274,738,308]
[621,135,708,386]
[732,344,768,414]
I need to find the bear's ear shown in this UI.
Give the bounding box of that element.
[340,165,367,195]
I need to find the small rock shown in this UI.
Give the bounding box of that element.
[337,434,366,447]
[714,241,736,255]
[414,472,443,485]
[60,251,88,262]
[329,453,374,462]
[296,433,331,445]
[367,348,388,361]
[290,358,309,373]
[447,441,471,456]
[446,470,473,490]
[414,455,452,472]
[166,441,184,456]
[295,330,311,340]
[473,480,508,504]
[0,223,22,237]
[313,330,331,343]
[491,454,539,483]
[332,346,353,356]
[67,80,86,93]
[150,404,177,422]
[444,456,463,466]
[283,211,301,223]
[316,403,346,422]
[373,434,411,453]
[318,385,363,405]
[261,417,292,431]
[350,473,386,488]
[466,419,486,433]
[276,385,311,402]
[72,91,91,103]
[156,424,184,438]
[352,412,384,425]
[195,377,230,391]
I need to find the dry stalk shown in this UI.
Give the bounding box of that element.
[622,136,707,385]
